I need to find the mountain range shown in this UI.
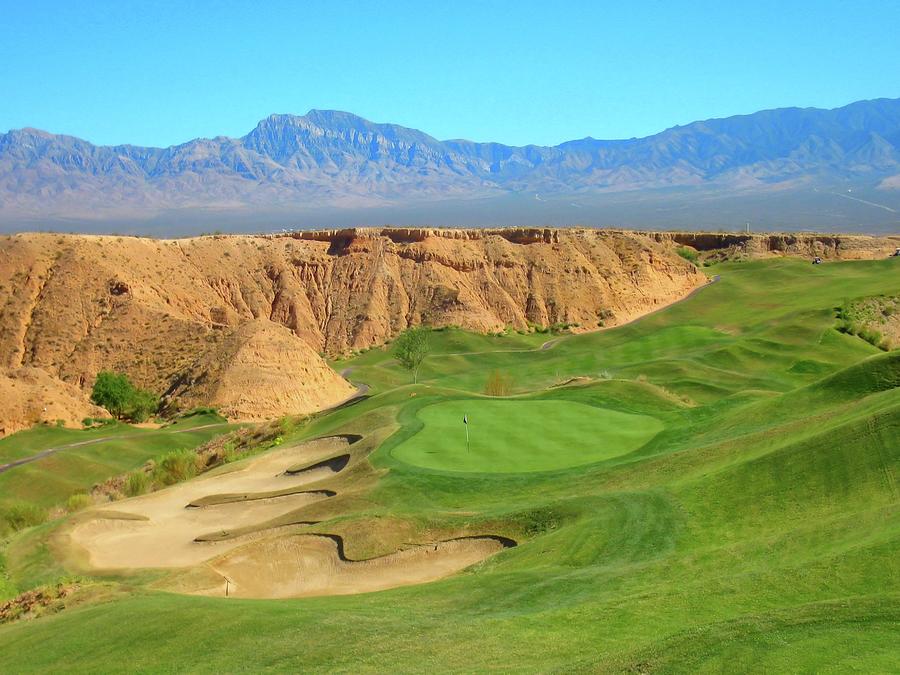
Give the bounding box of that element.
[2,98,900,234]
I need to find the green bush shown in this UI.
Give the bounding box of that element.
[0,501,47,533]
[857,328,885,349]
[82,417,117,428]
[90,371,159,422]
[125,471,150,497]
[126,389,158,423]
[154,450,198,486]
[676,246,700,264]
[65,494,93,512]
[179,407,219,419]
[221,441,239,464]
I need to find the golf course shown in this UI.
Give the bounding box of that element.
[0,257,898,672]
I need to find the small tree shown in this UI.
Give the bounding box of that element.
[90,371,134,418]
[90,371,158,421]
[393,326,430,384]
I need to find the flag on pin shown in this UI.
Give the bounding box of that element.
[463,414,469,452]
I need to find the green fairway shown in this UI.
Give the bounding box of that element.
[0,412,235,512]
[391,399,663,472]
[0,257,898,672]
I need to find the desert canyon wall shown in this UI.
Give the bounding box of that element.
[1,227,893,433]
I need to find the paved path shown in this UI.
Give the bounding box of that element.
[325,382,370,411]
[0,422,231,475]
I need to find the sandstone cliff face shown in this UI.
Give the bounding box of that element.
[646,231,899,260]
[0,227,709,430]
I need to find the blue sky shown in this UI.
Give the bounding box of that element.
[2,0,898,147]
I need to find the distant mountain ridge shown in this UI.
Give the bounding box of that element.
[2,98,900,232]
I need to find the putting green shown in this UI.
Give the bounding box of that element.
[391,399,663,473]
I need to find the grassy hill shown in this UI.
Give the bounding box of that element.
[0,257,897,672]
[0,412,232,511]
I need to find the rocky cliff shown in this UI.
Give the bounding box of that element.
[0,227,711,431]
[647,231,900,260]
[9,226,888,433]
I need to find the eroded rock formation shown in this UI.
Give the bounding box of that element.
[0,226,805,431]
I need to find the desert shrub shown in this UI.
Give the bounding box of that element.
[82,417,116,428]
[0,501,47,533]
[514,507,563,537]
[65,494,92,512]
[676,246,699,264]
[125,389,158,423]
[857,328,886,349]
[484,370,513,396]
[154,450,199,486]
[836,320,854,334]
[178,406,219,419]
[221,441,239,464]
[125,471,150,497]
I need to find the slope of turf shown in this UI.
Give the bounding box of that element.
[0,257,897,672]
[391,399,663,473]
[0,412,234,510]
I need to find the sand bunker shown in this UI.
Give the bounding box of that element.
[69,434,513,597]
[69,436,352,570]
[199,534,514,599]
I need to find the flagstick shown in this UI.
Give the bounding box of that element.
[466,422,469,453]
